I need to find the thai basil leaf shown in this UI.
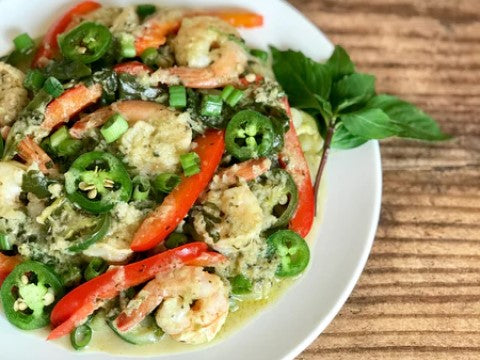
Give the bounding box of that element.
[366,95,451,141]
[271,46,332,112]
[340,108,401,139]
[330,73,376,112]
[331,123,368,149]
[326,45,355,80]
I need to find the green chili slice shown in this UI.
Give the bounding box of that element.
[108,315,164,345]
[267,230,310,277]
[225,110,275,160]
[59,22,112,64]
[0,261,64,330]
[65,151,132,214]
[70,324,92,350]
[68,213,111,253]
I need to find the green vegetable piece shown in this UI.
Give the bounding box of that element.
[68,213,111,252]
[230,274,252,295]
[221,85,235,101]
[65,151,133,214]
[267,230,310,277]
[154,173,181,193]
[0,261,64,330]
[200,94,223,117]
[56,138,82,157]
[169,85,187,108]
[44,60,92,81]
[225,110,275,160]
[23,69,46,91]
[136,4,157,20]
[225,88,244,107]
[180,152,201,177]
[132,176,151,201]
[84,258,108,281]
[100,113,129,143]
[141,47,158,67]
[265,169,299,228]
[250,48,268,62]
[43,77,64,98]
[119,34,136,59]
[164,233,188,249]
[22,170,51,199]
[50,126,70,149]
[59,22,113,64]
[0,233,11,251]
[13,33,34,54]
[108,315,164,345]
[70,324,92,350]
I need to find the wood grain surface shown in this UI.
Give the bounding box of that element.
[288,0,480,359]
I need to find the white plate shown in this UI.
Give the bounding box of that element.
[0,0,382,359]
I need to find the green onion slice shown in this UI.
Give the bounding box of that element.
[70,324,92,350]
[0,233,11,251]
[153,173,181,193]
[43,77,64,98]
[180,152,201,177]
[141,47,158,67]
[24,70,46,91]
[200,94,223,117]
[132,176,151,201]
[100,113,129,143]
[13,33,35,53]
[169,85,187,108]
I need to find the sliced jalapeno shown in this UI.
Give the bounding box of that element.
[59,22,112,64]
[225,110,275,160]
[68,213,111,252]
[267,230,310,277]
[108,315,164,345]
[70,324,92,350]
[65,151,132,214]
[0,261,64,330]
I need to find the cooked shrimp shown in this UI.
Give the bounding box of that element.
[151,16,248,89]
[70,100,192,177]
[114,266,229,345]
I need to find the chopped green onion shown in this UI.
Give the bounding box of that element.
[133,176,151,201]
[221,85,235,101]
[50,126,70,149]
[137,4,157,19]
[169,85,187,108]
[120,35,136,58]
[225,89,244,107]
[230,274,252,295]
[70,324,92,350]
[0,233,11,251]
[43,77,64,98]
[165,233,188,249]
[84,258,108,281]
[200,94,223,117]
[24,69,46,91]
[250,49,269,62]
[13,33,35,54]
[153,173,181,193]
[141,47,158,67]
[180,152,201,177]
[57,138,82,157]
[100,113,129,143]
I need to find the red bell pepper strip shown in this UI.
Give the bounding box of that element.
[17,137,55,175]
[32,1,101,68]
[130,130,225,252]
[41,84,103,132]
[279,97,315,238]
[48,242,209,340]
[113,61,153,76]
[0,254,22,286]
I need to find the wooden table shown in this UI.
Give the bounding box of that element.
[289,0,480,359]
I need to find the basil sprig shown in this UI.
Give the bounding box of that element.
[271,45,450,198]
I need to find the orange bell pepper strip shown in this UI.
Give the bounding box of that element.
[0,254,22,286]
[113,61,153,76]
[41,84,103,132]
[216,157,271,186]
[32,1,102,68]
[17,137,55,175]
[48,242,210,340]
[130,130,225,252]
[279,98,315,238]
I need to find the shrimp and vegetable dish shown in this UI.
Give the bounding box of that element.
[0,1,318,350]
[0,0,448,353]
